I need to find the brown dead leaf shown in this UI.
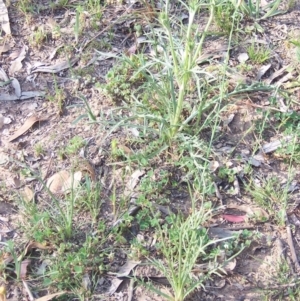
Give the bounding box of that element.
[63,171,82,192]
[46,170,70,194]
[80,160,96,181]
[46,170,82,194]
[224,258,236,272]
[20,259,31,279]
[119,145,132,155]
[21,187,34,202]
[35,292,66,301]
[8,115,47,142]
[25,241,51,255]
[227,204,269,220]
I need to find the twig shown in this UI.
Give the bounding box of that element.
[22,280,34,301]
[213,182,223,205]
[127,278,135,301]
[286,223,300,271]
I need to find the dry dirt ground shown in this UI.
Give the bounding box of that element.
[1,0,300,301]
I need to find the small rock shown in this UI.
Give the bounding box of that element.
[238,52,249,63]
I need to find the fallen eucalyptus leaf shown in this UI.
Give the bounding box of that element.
[0,44,10,54]
[46,170,70,194]
[0,0,11,35]
[262,136,292,153]
[0,67,9,81]
[21,186,34,202]
[108,260,140,295]
[0,79,12,87]
[256,63,271,81]
[46,170,82,194]
[11,78,21,98]
[265,65,290,84]
[31,57,79,73]
[20,259,31,279]
[0,94,19,101]
[9,46,27,75]
[124,169,145,198]
[20,91,45,100]
[0,91,44,101]
[9,115,48,142]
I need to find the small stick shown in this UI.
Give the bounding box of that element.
[22,280,34,301]
[286,223,300,271]
[127,278,135,301]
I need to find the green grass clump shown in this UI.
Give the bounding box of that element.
[247,43,271,64]
[214,0,239,33]
[99,56,146,103]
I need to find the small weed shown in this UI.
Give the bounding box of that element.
[30,27,47,48]
[73,3,91,44]
[214,0,240,34]
[99,55,146,103]
[217,165,237,183]
[77,177,102,223]
[72,94,97,123]
[246,176,290,226]
[275,132,300,164]
[239,0,285,21]
[18,0,36,14]
[236,63,253,72]
[46,82,66,114]
[129,237,150,260]
[51,25,61,40]
[34,143,45,157]
[0,241,24,281]
[148,205,241,301]
[65,136,86,155]
[49,0,69,9]
[247,43,271,64]
[262,258,300,300]
[86,0,104,22]
[44,236,108,292]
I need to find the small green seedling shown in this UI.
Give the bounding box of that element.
[247,43,271,64]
